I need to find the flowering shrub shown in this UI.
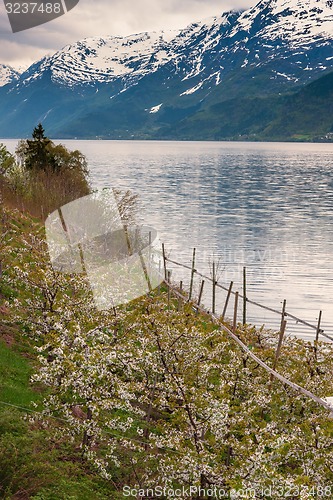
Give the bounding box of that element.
[2,206,333,496]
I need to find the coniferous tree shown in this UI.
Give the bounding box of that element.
[2,124,91,217]
[24,123,55,171]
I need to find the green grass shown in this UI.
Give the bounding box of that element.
[0,338,112,498]
[0,206,114,498]
[0,340,40,410]
[2,203,333,496]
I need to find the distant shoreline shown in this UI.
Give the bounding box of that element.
[2,136,333,144]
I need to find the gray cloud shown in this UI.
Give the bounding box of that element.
[0,0,255,69]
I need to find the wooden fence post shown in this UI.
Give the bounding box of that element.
[314,310,323,358]
[222,281,233,319]
[189,248,196,301]
[178,281,183,311]
[162,243,167,281]
[280,299,286,333]
[212,262,216,314]
[167,270,171,309]
[148,230,152,273]
[270,319,287,384]
[233,292,239,334]
[243,266,247,325]
[197,280,205,314]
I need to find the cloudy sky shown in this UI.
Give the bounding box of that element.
[0,0,255,69]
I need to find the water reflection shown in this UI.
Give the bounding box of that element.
[3,139,333,338]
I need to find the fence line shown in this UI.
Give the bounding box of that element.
[163,251,333,343]
[162,264,333,415]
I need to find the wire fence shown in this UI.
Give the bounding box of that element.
[160,244,333,414]
[161,244,333,344]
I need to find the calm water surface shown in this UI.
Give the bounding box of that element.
[4,139,333,339]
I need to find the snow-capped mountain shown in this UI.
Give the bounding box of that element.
[14,0,333,92]
[15,12,239,90]
[1,0,333,139]
[19,30,181,87]
[0,64,20,87]
[236,0,333,46]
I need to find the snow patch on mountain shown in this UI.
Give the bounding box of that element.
[234,0,333,46]
[180,82,204,96]
[149,103,163,113]
[46,30,182,86]
[0,64,20,87]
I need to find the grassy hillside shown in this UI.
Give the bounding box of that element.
[1,203,333,497]
[261,70,333,141]
[150,70,333,142]
[0,208,111,499]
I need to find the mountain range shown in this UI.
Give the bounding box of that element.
[1,0,333,141]
[0,64,20,87]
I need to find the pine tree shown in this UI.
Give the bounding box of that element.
[25,123,55,171]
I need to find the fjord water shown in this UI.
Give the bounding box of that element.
[4,139,333,338]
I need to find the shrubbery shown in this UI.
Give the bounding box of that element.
[1,206,333,497]
[0,124,90,219]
